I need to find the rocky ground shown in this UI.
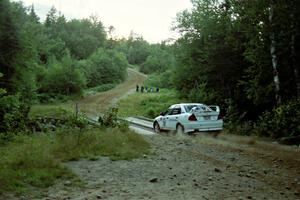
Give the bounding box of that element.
[37,131,300,200]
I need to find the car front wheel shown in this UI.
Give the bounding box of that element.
[153,122,161,133]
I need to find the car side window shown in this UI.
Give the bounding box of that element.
[165,108,173,115]
[171,107,181,115]
[201,106,211,112]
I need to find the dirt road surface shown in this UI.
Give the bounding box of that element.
[44,131,300,200]
[78,68,146,119]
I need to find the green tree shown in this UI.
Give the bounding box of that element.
[39,53,86,95]
[0,0,21,93]
[127,37,150,65]
[140,46,176,74]
[84,48,128,87]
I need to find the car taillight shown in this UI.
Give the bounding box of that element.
[188,114,197,121]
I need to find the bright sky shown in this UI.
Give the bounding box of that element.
[19,0,192,43]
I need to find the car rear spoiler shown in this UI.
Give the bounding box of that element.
[208,105,220,114]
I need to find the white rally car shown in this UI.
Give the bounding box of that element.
[153,103,223,134]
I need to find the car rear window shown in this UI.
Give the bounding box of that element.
[184,105,212,112]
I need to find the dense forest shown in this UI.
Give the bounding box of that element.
[1,0,300,139]
[147,0,300,138]
[0,0,161,133]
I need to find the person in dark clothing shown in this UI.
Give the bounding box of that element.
[141,86,144,93]
[145,86,148,92]
[136,84,139,92]
[156,87,159,93]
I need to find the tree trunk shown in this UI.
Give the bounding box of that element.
[290,1,300,97]
[269,0,281,104]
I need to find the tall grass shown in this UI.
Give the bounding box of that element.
[0,135,73,194]
[53,127,151,161]
[0,127,151,194]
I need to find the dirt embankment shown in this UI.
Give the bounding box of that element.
[41,132,300,200]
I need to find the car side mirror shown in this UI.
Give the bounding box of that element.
[160,112,165,116]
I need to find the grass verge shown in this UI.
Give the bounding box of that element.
[0,135,74,194]
[0,127,150,194]
[118,89,185,118]
[53,127,151,161]
[29,104,74,119]
[85,83,116,95]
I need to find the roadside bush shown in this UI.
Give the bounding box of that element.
[98,107,128,129]
[39,55,86,96]
[225,121,254,136]
[254,98,300,138]
[0,94,29,134]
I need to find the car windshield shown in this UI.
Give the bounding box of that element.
[184,105,212,112]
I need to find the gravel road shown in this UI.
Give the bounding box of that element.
[43,130,300,200]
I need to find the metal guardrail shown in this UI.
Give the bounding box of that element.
[134,116,154,122]
[85,115,154,132]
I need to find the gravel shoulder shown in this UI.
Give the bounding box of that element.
[43,131,300,200]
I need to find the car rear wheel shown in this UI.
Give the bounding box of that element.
[154,122,161,133]
[176,124,184,135]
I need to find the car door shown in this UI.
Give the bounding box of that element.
[161,108,173,130]
[166,106,182,130]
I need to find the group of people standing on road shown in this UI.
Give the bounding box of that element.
[136,85,159,93]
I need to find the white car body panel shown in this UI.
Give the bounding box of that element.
[154,103,223,133]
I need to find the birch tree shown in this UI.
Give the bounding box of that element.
[269,0,281,104]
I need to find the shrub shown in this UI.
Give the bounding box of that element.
[39,55,86,95]
[225,121,254,136]
[0,94,29,133]
[98,107,128,129]
[254,98,300,138]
